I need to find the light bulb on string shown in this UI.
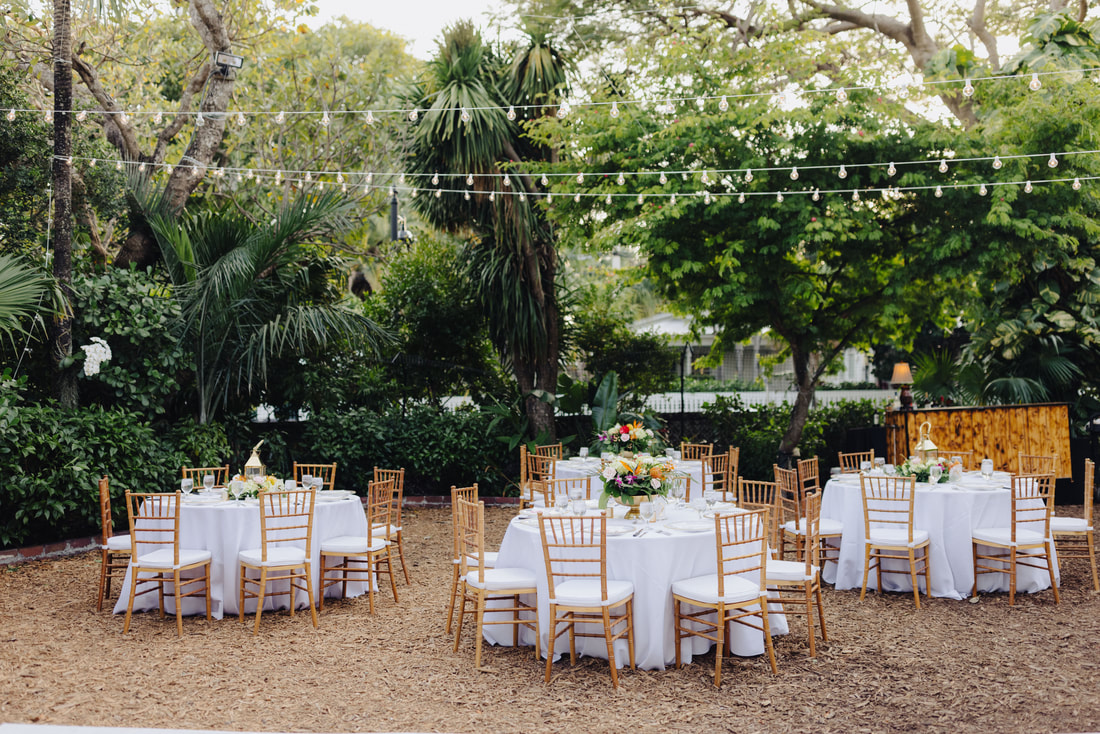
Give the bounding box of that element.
[507,105,516,120]
[812,189,820,201]
[963,79,975,97]
[737,192,745,204]
[76,110,87,122]
[887,162,897,176]
[408,109,419,121]
[719,96,729,111]
[790,167,798,181]
[540,174,549,187]
[609,101,619,118]
[938,159,948,173]
[838,165,847,179]
[1048,153,1058,168]
[466,173,474,186]
[616,172,625,185]
[366,111,375,125]
[237,112,246,126]
[1029,73,1042,91]
[659,172,667,185]
[934,185,943,197]
[1073,177,1082,190]
[154,111,163,124]
[1024,180,1033,193]
[196,112,205,127]
[992,156,1003,169]
[460,108,471,124]
[744,169,753,183]
[431,173,439,186]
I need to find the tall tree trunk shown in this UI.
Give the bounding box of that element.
[50,0,77,409]
[778,341,816,465]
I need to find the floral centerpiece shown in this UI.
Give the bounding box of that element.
[229,473,280,499]
[597,421,659,456]
[895,458,951,484]
[597,455,679,515]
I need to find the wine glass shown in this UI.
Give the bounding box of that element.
[180,478,194,497]
[980,458,994,480]
[578,447,589,460]
[929,464,943,484]
[703,488,718,516]
[639,500,655,524]
[202,474,215,493]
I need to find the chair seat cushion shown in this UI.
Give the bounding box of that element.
[134,548,211,569]
[1050,516,1092,533]
[464,567,537,591]
[972,527,1048,548]
[783,518,844,536]
[866,528,930,548]
[765,559,820,583]
[550,579,633,607]
[239,546,308,567]
[671,573,762,605]
[105,534,131,551]
[454,551,498,568]
[321,535,387,554]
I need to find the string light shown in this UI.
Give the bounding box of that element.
[1029,73,1042,91]
[609,101,619,118]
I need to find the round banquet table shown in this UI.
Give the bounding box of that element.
[481,504,788,671]
[113,495,371,619]
[820,472,1058,600]
[555,457,708,499]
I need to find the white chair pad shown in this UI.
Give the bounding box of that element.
[972,527,1047,548]
[105,534,131,551]
[549,579,633,607]
[783,518,844,536]
[866,528,930,548]
[1050,517,1092,533]
[239,546,307,567]
[465,567,537,591]
[766,559,819,583]
[134,548,211,569]
[321,535,387,554]
[671,573,762,605]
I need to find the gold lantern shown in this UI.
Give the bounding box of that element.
[244,439,266,480]
[914,421,938,463]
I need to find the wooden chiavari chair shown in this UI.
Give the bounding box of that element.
[453,497,539,670]
[972,473,1059,605]
[837,450,874,474]
[1051,459,1097,591]
[96,475,131,611]
[372,467,410,584]
[319,479,399,614]
[680,442,713,461]
[538,512,635,688]
[860,474,931,608]
[239,486,318,634]
[672,509,778,687]
[765,491,828,656]
[181,465,230,488]
[293,462,337,490]
[123,491,211,636]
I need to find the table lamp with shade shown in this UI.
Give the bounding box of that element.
[891,362,914,410]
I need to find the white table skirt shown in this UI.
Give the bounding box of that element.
[113,496,370,619]
[481,505,788,670]
[820,474,1058,600]
[556,458,708,500]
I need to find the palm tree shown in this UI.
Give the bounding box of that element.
[0,254,66,352]
[143,190,389,424]
[405,22,569,439]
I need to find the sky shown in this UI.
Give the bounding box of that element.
[310,0,512,59]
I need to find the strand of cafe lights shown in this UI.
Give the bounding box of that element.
[7,66,1093,126]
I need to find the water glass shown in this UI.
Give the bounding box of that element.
[980,458,994,480]
[181,478,194,496]
[202,474,215,492]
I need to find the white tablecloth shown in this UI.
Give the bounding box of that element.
[113,496,370,619]
[820,473,1058,599]
[482,505,788,670]
[556,458,708,499]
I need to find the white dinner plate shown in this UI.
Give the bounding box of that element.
[665,520,715,533]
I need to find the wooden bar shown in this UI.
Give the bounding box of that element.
[884,403,1071,478]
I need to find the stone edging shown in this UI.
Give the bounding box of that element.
[1,496,520,566]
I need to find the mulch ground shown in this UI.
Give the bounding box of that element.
[1,506,1098,734]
